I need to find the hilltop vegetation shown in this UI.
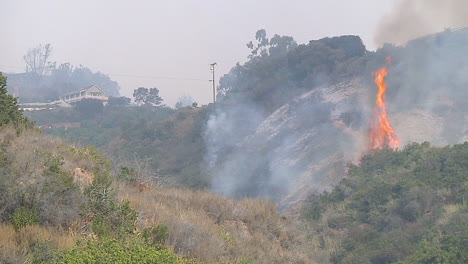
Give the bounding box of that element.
[304,142,468,264]
[218,31,368,114]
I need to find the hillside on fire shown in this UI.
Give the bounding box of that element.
[4,27,466,263]
[27,28,468,203]
[2,1,468,263]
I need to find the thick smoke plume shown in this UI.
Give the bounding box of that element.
[375,0,468,46]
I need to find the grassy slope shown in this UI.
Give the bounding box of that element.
[119,183,312,264]
[0,126,313,264]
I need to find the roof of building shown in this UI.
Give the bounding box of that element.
[61,85,105,97]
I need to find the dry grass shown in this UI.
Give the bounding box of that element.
[0,126,91,262]
[437,204,463,226]
[118,183,314,264]
[0,126,315,263]
[0,224,75,263]
[0,126,97,174]
[304,201,351,263]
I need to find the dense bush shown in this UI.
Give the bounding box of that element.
[51,238,186,264]
[142,225,169,246]
[117,166,137,182]
[303,142,468,264]
[10,207,39,230]
[74,98,104,118]
[85,172,138,238]
[400,209,468,264]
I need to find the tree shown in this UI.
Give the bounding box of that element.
[133,87,163,106]
[175,95,194,109]
[74,98,104,118]
[23,44,55,76]
[108,96,131,106]
[0,72,31,126]
[246,29,270,58]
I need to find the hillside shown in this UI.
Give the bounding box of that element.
[2,65,468,263]
[0,125,313,263]
[1,73,314,263]
[24,29,468,208]
[26,105,210,188]
[205,28,468,206]
[303,142,468,263]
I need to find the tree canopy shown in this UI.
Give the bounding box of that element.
[23,44,55,76]
[133,87,163,106]
[0,72,31,127]
[217,29,366,113]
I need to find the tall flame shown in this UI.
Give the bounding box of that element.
[369,62,400,150]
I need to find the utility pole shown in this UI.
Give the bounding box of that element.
[210,62,217,103]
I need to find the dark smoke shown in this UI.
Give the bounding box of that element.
[375,0,468,46]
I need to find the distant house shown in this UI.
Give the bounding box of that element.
[60,85,108,104]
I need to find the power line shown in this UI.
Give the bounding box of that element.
[0,66,211,83]
[107,73,210,82]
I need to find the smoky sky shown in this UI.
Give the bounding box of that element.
[375,0,468,46]
[1,0,394,106]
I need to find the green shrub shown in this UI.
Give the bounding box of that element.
[31,240,59,264]
[38,154,83,228]
[11,206,39,230]
[235,257,255,264]
[92,215,113,237]
[117,166,137,182]
[142,225,169,246]
[53,238,181,264]
[113,201,138,236]
[86,172,137,238]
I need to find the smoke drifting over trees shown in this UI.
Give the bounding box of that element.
[203,28,468,205]
[4,44,120,103]
[375,0,468,46]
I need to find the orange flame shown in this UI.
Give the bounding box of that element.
[369,63,400,150]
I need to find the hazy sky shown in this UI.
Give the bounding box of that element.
[0,0,395,106]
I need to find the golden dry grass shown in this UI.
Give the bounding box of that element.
[0,224,75,263]
[0,126,97,173]
[0,126,315,263]
[118,183,314,264]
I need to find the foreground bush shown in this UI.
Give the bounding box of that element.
[10,206,39,230]
[52,238,183,264]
